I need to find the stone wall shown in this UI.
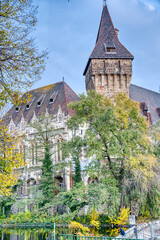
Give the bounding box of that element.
[85,59,132,98]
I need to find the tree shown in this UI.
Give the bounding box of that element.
[65,91,159,210]
[0,0,47,197]
[63,136,82,185]
[39,144,56,205]
[0,0,47,108]
[0,121,24,196]
[46,176,120,220]
[30,114,63,206]
[149,120,160,158]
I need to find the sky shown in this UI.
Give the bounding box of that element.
[32,0,160,95]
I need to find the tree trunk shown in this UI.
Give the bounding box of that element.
[119,160,125,211]
[120,179,124,210]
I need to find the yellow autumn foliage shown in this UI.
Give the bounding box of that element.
[108,207,130,236]
[69,210,101,236]
[127,154,157,188]
[69,221,90,235]
[0,122,24,196]
[113,93,143,129]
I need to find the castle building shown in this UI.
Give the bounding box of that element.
[83,3,160,124]
[3,3,160,208]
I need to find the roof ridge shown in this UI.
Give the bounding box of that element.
[63,81,79,98]
[130,84,160,95]
[25,81,64,94]
[62,82,69,115]
[106,6,134,59]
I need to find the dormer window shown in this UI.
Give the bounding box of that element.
[104,43,116,54]
[107,47,116,52]
[37,94,46,107]
[49,98,54,103]
[37,101,42,107]
[15,107,19,112]
[49,91,58,104]
[26,104,30,110]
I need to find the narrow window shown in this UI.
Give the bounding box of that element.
[32,144,34,165]
[106,75,109,87]
[35,142,38,164]
[103,60,105,72]
[23,145,26,164]
[57,140,61,162]
[101,75,104,87]
[125,75,128,88]
[118,61,121,70]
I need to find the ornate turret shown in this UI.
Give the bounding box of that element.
[84,4,134,98]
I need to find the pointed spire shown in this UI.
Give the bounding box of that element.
[103,0,107,6]
[94,5,133,59]
[84,4,134,75]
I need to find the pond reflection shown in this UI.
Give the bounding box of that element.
[0,228,54,240]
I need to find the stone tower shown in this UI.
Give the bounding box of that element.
[84,4,134,98]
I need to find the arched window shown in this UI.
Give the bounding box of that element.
[31,142,34,165]
[55,176,64,190]
[20,143,26,163]
[125,74,128,88]
[27,178,36,196]
[16,180,24,196]
[31,140,38,165]
[56,137,63,162]
[88,177,98,184]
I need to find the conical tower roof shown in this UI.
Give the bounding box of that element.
[84,5,134,75]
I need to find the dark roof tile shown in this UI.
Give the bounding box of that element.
[84,5,134,75]
[3,82,79,125]
[130,84,160,124]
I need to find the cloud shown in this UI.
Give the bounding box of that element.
[139,0,160,11]
[145,2,156,10]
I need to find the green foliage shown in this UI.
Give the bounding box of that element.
[39,145,56,204]
[0,0,48,108]
[0,210,55,224]
[63,136,83,185]
[0,195,16,217]
[45,177,120,219]
[146,185,160,217]
[65,91,159,210]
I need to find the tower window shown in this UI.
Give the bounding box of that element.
[107,47,116,52]
[104,43,116,54]
[118,61,121,69]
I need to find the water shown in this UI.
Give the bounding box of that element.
[0,226,122,239]
[0,228,54,240]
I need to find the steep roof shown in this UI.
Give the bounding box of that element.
[84,5,134,75]
[3,82,79,125]
[130,84,160,124]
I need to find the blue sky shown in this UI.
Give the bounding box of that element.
[32,0,160,95]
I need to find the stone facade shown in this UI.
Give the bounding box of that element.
[85,59,132,98]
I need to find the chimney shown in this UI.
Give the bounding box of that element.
[115,28,119,37]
